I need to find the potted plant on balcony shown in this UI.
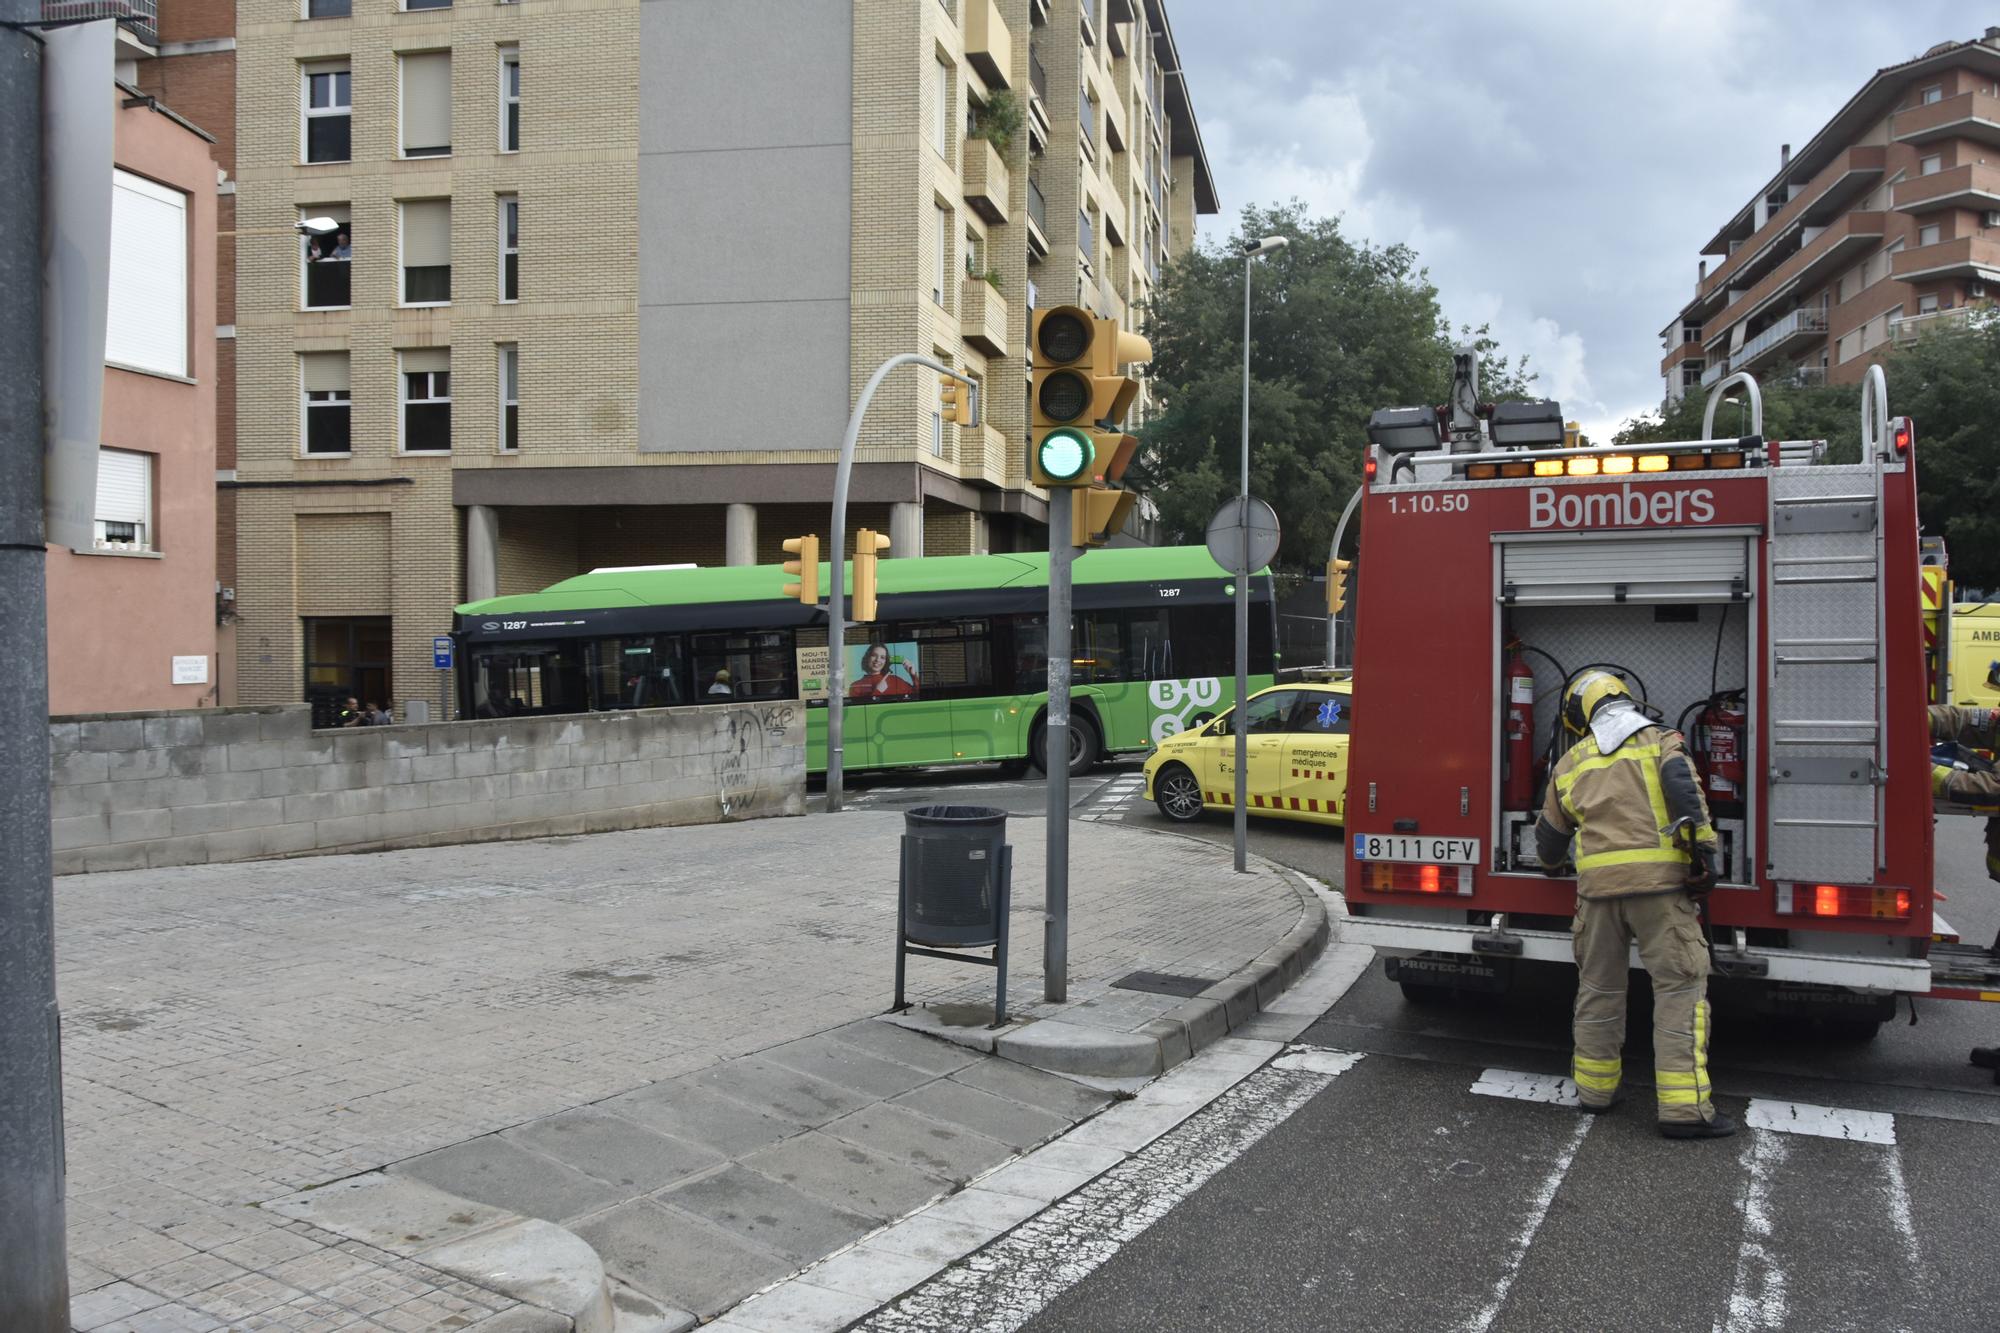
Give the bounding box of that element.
[969,90,1024,157]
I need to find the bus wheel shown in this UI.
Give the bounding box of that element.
[1031,714,1099,777]
[1153,764,1204,822]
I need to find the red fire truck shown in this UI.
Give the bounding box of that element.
[1340,358,2000,1035]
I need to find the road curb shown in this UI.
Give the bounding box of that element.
[892,859,1330,1081]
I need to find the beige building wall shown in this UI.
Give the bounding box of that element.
[230,0,1211,712]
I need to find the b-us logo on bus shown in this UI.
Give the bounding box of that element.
[1149,677,1223,743]
[1529,483,1716,531]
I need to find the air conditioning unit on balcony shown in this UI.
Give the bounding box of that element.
[1972,281,1989,298]
[1984,211,2000,228]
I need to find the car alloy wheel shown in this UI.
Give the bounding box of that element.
[1155,764,1204,822]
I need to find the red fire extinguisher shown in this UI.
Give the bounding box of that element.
[1694,693,1747,818]
[1503,646,1536,810]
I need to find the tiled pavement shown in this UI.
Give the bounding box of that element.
[54,812,1307,1329]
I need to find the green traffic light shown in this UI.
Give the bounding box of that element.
[1038,427,1094,482]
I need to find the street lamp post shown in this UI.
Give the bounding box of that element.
[1234,234,1288,873]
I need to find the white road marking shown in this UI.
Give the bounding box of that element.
[853,1046,1363,1332]
[1882,1144,1922,1276]
[1457,1115,1593,1333]
[1744,1099,1896,1145]
[1716,1130,1790,1333]
[1470,1069,1581,1107]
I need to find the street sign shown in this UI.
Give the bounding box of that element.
[433,636,453,670]
[1206,496,1281,575]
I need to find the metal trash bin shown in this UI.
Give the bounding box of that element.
[895,805,1012,1024]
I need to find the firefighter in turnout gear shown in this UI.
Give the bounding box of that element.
[1536,670,1735,1139]
[1930,704,2000,882]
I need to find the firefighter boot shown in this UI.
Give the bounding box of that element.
[1660,1112,1739,1140]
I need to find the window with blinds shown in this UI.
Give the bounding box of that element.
[401,348,452,452]
[399,52,452,158]
[93,447,153,551]
[400,199,452,304]
[106,171,188,378]
[301,352,352,455]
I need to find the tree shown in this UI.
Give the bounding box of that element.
[1611,318,2000,589]
[1885,317,2000,592]
[1137,202,1532,568]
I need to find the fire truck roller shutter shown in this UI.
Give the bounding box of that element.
[1498,531,1754,606]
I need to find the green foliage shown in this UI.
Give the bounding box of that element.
[1137,202,1534,567]
[969,89,1023,156]
[1612,316,2000,590]
[1884,316,2000,591]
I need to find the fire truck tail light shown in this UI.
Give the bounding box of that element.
[1364,456,1378,480]
[1363,861,1473,896]
[1533,459,1564,477]
[1601,455,1635,475]
[1776,883,1913,920]
[1892,417,1912,454]
[1637,455,1670,472]
[1566,457,1600,476]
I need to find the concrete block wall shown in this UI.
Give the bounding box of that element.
[48,701,804,875]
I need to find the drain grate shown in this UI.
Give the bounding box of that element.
[1111,970,1214,998]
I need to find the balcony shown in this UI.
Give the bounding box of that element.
[1892,234,2000,284]
[1889,304,1995,346]
[1103,83,1127,152]
[962,0,1012,90]
[963,137,1010,223]
[1026,177,1049,256]
[1700,357,1730,388]
[1080,86,1097,151]
[44,0,154,44]
[1704,211,1886,344]
[1893,90,2000,149]
[1893,162,2000,215]
[1732,307,1830,372]
[1658,339,1705,375]
[961,276,1008,356]
[1697,146,1885,303]
[958,423,1012,489]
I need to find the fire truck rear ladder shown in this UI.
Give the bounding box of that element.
[1762,368,1890,886]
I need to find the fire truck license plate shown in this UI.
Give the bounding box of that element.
[1354,835,1480,865]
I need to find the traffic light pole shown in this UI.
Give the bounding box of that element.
[1043,489,1075,1003]
[1,6,71,1327]
[1327,484,1362,667]
[826,353,978,813]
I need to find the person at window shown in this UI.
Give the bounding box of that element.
[339,696,365,728]
[707,669,734,698]
[850,642,918,699]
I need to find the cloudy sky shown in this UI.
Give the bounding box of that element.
[1170,0,1977,440]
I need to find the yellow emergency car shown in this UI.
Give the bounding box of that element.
[1143,681,1352,827]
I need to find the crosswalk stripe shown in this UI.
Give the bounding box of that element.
[1471,1069,1580,1107]
[1743,1099,1896,1145]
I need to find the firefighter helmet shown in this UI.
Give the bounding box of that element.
[1563,670,1632,736]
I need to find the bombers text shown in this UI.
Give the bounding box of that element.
[1528,483,1716,531]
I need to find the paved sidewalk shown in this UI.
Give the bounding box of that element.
[54,811,1317,1330]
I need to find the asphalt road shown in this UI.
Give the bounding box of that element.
[837,759,2000,1332]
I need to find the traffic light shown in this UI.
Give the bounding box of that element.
[852,528,890,623]
[781,535,820,605]
[1070,433,1140,548]
[1030,305,1151,488]
[1327,557,1352,614]
[940,375,972,426]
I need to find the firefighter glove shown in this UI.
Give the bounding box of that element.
[1685,849,1719,896]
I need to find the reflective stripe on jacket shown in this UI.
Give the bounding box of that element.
[1535,724,1717,900]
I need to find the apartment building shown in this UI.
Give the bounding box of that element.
[45,62,221,713]
[227,0,1213,719]
[1659,28,2000,404]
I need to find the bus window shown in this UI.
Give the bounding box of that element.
[1007,617,1048,694]
[470,643,587,716]
[584,636,687,710]
[692,631,792,701]
[898,619,992,700]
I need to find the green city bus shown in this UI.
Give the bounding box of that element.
[452,545,1277,776]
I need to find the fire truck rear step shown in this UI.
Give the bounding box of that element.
[1765,467,1886,885]
[1928,941,2000,992]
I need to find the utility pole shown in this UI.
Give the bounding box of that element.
[1,0,71,1324]
[1043,489,1074,1002]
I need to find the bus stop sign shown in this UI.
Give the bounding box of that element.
[433,637,453,670]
